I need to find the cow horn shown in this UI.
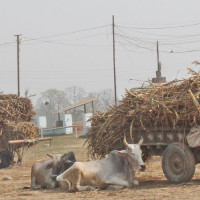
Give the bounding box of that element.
[138,137,144,145]
[47,154,53,159]
[123,136,129,148]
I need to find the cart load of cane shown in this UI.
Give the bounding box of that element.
[86,68,200,158]
[0,94,38,151]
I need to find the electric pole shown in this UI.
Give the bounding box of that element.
[112,15,117,105]
[156,41,161,78]
[152,41,166,83]
[15,34,22,97]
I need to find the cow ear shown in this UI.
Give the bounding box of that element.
[64,160,74,168]
[117,150,128,156]
[68,152,76,161]
[61,153,67,160]
[45,162,52,169]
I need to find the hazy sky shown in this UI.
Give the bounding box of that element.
[1,0,200,105]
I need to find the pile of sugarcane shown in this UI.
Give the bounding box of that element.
[86,69,200,158]
[0,94,35,125]
[0,94,38,151]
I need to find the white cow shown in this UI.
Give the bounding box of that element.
[56,137,145,191]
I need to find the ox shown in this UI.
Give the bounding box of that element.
[30,151,76,189]
[0,150,14,169]
[56,137,145,191]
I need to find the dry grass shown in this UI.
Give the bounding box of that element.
[1,135,200,200]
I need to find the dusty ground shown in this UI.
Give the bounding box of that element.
[1,135,200,200]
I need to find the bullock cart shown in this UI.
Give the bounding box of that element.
[7,137,53,159]
[134,126,198,184]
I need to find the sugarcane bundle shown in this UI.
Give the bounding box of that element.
[86,69,200,158]
[0,94,38,151]
[0,122,39,151]
[0,94,35,125]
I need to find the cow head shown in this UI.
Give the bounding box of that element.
[46,154,62,173]
[47,152,76,180]
[56,152,76,175]
[118,137,146,172]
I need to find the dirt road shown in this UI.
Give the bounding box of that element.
[1,135,200,200]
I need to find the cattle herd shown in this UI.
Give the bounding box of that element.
[17,137,145,192]
[0,137,145,192]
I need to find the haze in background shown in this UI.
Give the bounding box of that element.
[0,0,200,105]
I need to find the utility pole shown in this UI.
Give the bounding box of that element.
[112,15,117,105]
[156,41,161,78]
[15,34,22,97]
[152,41,166,83]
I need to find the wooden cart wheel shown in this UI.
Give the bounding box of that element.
[162,143,195,183]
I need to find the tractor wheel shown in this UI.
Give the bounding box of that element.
[162,143,195,183]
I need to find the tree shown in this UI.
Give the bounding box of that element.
[35,89,69,127]
[65,86,87,121]
[88,89,115,112]
[65,86,87,104]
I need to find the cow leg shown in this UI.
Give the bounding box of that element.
[56,165,80,191]
[30,176,41,190]
[105,177,130,188]
[107,185,125,190]
[57,165,95,192]
[15,148,23,164]
[76,185,96,192]
[127,171,139,187]
[59,179,70,189]
[46,182,56,189]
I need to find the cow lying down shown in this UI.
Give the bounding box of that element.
[56,137,145,192]
[30,151,76,189]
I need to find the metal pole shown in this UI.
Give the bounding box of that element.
[91,101,94,114]
[15,34,21,97]
[75,126,78,139]
[84,104,86,113]
[112,15,117,105]
[41,128,43,138]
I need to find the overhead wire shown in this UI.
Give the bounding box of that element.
[116,26,200,45]
[115,26,200,54]
[22,37,112,48]
[117,21,200,30]
[23,24,111,41]
[0,24,111,47]
[117,27,200,39]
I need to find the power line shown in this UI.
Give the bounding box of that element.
[41,33,110,42]
[115,28,200,54]
[116,26,200,45]
[116,34,158,52]
[22,36,112,48]
[0,41,16,46]
[117,26,200,38]
[23,24,111,41]
[117,22,200,30]
[0,24,111,47]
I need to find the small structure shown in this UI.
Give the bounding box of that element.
[152,62,166,84]
[55,98,97,115]
[54,98,97,135]
[38,116,47,129]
